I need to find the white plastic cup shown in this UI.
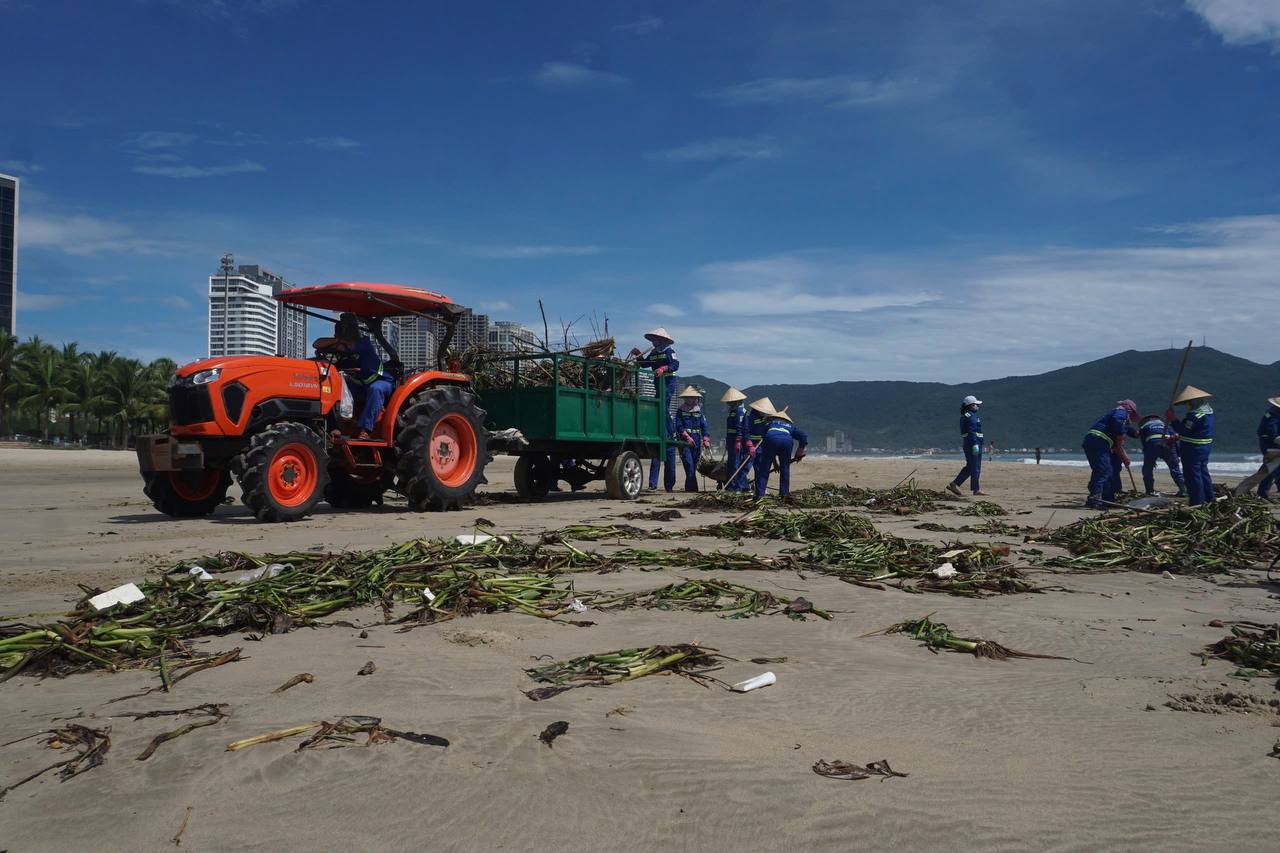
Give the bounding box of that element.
[732,671,776,692]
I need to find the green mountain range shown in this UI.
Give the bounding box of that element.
[683,347,1280,453]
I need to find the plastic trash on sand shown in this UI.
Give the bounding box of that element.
[1160,570,1174,579]
[938,548,966,561]
[169,566,213,581]
[731,672,776,693]
[423,587,437,602]
[228,563,289,584]
[89,582,146,611]
[932,562,958,579]
[455,534,510,545]
[569,598,587,613]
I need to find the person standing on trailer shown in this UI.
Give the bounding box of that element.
[631,327,679,415]
[946,395,985,497]
[720,388,751,492]
[1166,385,1215,505]
[1081,399,1140,508]
[754,410,808,499]
[674,386,711,491]
[1256,397,1280,500]
[1138,414,1185,497]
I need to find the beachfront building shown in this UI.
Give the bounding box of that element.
[0,172,16,335]
[455,308,489,351]
[488,320,537,353]
[207,263,307,358]
[392,314,441,372]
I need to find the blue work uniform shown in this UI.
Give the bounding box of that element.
[725,403,749,492]
[951,409,983,493]
[755,419,807,498]
[637,346,679,415]
[674,407,710,491]
[1081,407,1137,504]
[1257,407,1280,498]
[1138,418,1185,495]
[344,337,394,432]
[649,414,678,492]
[1169,403,1214,506]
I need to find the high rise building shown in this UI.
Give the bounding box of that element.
[207,263,307,358]
[488,320,537,353]
[393,314,441,372]
[455,308,490,351]
[0,173,16,336]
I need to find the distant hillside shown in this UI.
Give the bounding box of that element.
[682,347,1280,453]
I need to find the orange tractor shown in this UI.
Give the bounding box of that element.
[135,283,496,521]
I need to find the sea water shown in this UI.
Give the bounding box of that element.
[823,451,1262,478]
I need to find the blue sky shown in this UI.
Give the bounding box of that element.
[3,0,1279,383]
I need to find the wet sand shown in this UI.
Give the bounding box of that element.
[0,448,1275,852]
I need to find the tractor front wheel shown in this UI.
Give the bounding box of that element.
[237,422,329,522]
[144,469,231,517]
[394,386,489,511]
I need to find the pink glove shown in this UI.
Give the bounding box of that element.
[745,441,755,456]
[734,439,743,454]
[681,431,694,446]
[654,366,668,376]
[702,436,711,449]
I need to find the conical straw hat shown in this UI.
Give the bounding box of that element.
[749,397,776,416]
[677,385,704,399]
[771,410,793,423]
[643,327,674,346]
[1172,385,1212,405]
[720,387,747,404]
[1268,396,1280,409]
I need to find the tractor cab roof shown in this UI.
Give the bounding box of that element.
[276,282,460,319]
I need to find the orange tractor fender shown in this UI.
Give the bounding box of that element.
[373,370,473,443]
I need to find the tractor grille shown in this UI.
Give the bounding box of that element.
[169,384,215,426]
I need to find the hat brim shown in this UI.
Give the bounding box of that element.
[1268,396,1280,409]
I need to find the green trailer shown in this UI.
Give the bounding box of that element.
[476,352,668,500]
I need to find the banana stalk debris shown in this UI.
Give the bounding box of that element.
[877,615,1073,661]
[523,644,727,700]
[1202,622,1280,681]
[1033,497,1279,573]
[595,578,831,620]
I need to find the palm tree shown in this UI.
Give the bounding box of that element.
[0,331,16,435]
[63,358,101,442]
[99,358,158,447]
[16,343,69,443]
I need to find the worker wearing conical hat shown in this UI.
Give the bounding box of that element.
[1138,414,1186,497]
[673,386,711,492]
[1081,399,1140,508]
[745,397,776,478]
[1254,397,1280,500]
[720,388,751,492]
[754,408,808,499]
[630,327,679,415]
[1166,386,1214,506]
[946,395,985,497]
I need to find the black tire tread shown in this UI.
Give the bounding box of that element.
[393,386,489,512]
[143,470,230,517]
[236,422,329,523]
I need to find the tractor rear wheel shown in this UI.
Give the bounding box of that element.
[237,422,329,522]
[394,386,488,511]
[514,453,555,499]
[325,468,388,509]
[144,469,231,517]
[605,451,644,500]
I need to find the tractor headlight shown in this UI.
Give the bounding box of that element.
[191,368,222,386]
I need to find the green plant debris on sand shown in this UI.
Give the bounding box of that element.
[0,724,112,802]
[596,578,830,620]
[956,500,1008,517]
[688,509,877,542]
[679,480,956,514]
[876,615,1073,661]
[1202,622,1280,682]
[523,644,727,700]
[1033,497,1279,573]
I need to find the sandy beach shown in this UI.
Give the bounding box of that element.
[0,446,1275,852]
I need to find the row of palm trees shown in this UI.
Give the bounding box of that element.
[0,331,178,447]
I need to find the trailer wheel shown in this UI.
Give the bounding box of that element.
[605,451,644,500]
[237,422,329,522]
[144,469,231,517]
[395,386,489,511]
[514,453,555,499]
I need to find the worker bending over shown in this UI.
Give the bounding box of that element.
[721,388,752,492]
[946,395,985,497]
[1138,414,1185,497]
[1166,385,1214,506]
[1256,397,1280,500]
[1082,399,1140,508]
[314,313,394,439]
[674,386,711,491]
[755,408,807,499]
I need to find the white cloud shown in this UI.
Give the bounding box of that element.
[132,131,197,150]
[651,303,681,318]
[17,292,69,311]
[535,62,628,89]
[21,212,183,256]
[127,294,193,310]
[479,299,513,312]
[665,216,1280,385]
[0,159,43,174]
[134,159,266,178]
[646,137,780,163]
[614,16,662,35]
[466,244,604,259]
[1186,0,1280,49]
[706,75,928,108]
[305,136,362,150]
